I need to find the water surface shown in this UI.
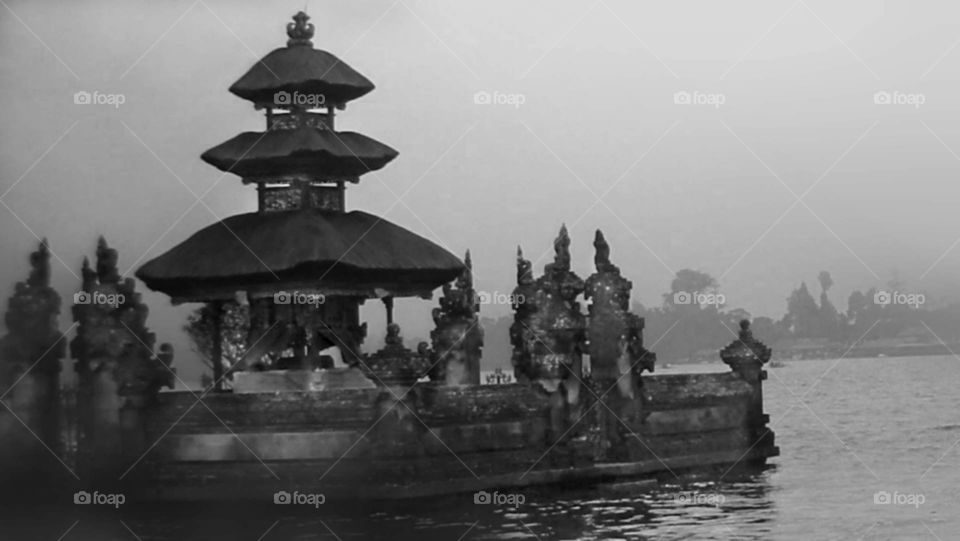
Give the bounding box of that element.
[2,356,958,540]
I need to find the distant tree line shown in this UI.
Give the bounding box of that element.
[633,269,960,362]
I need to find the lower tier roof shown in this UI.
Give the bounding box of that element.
[136,209,463,303]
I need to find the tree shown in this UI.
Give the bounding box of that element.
[663,269,719,309]
[751,316,785,344]
[783,282,820,338]
[645,269,733,361]
[817,271,834,293]
[184,301,250,386]
[817,271,840,340]
[846,290,869,327]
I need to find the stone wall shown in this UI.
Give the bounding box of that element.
[114,370,776,501]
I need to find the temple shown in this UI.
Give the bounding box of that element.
[136,11,472,390]
[0,11,778,501]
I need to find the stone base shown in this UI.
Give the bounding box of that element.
[231,369,375,393]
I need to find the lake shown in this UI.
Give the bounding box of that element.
[2,356,958,540]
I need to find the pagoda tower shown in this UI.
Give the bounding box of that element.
[137,12,463,388]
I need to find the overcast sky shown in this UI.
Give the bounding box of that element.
[3,0,960,380]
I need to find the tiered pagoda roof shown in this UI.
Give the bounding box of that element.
[137,12,461,303]
[200,127,397,180]
[228,11,375,106]
[199,11,397,182]
[137,209,462,301]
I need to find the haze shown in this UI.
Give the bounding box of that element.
[3,0,960,383]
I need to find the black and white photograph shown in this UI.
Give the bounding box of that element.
[0,1,958,539]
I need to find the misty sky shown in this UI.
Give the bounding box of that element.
[3,0,960,380]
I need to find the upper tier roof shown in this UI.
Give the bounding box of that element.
[228,12,375,106]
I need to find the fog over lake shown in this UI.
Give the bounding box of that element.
[4,1,960,380]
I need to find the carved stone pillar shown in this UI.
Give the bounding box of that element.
[721,319,776,460]
[210,301,224,391]
[513,226,585,389]
[0,240,66,488]
[512,226,586,447]
[72,238,174,481]
[584,230,655,459]
[430,250,483,385]
[585,230,634,383]
[509,246,538,382]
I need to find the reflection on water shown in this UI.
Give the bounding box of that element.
[0,471,774,540]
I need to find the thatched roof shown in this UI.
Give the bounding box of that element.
[201,127,397,180]
[229,46,375,106]
[136,209,463,302]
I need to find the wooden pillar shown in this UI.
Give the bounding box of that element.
[211,300,224,392]
[383,296,394,326]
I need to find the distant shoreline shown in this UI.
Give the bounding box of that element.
[669,342,960,364]
[477,342,960,371]
[772,342,959,361]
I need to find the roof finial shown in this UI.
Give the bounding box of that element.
[287,11,314,47]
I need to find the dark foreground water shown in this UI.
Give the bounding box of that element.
[2,356,959,540]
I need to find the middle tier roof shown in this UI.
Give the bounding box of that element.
[201,126,398,181]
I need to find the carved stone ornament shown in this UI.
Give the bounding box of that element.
[720,320,771,375]
[72,237,174,398]
[361,323,432,387]
[429,250,483,384]
[511,225,586,384]
[0,240,65,383]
